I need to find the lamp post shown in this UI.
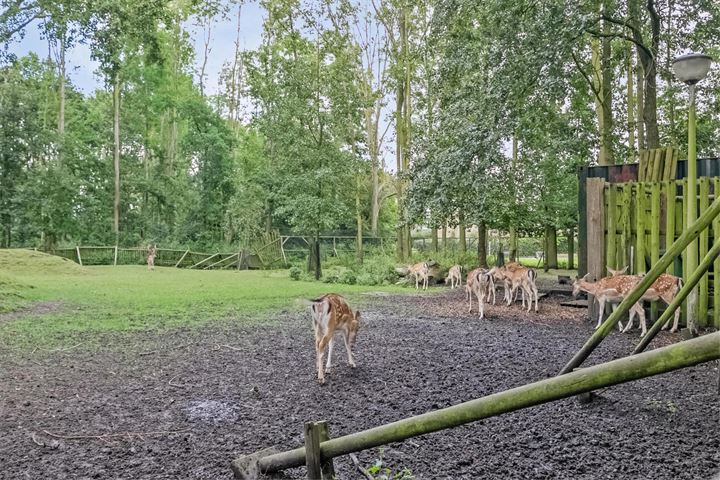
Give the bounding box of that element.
[672,53,713,333]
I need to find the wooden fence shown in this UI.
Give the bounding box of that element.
[589,177,719,327]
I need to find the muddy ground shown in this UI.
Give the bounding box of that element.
[1,290,718,480]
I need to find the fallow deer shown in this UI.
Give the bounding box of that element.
[147,244,157,271]
[495,263,539,312]
[468,269,493,320]
[408,261,430,290]
[307,294,360,384]
[572,273,646,332]
[446,265,463,289]
[606,266,684,335]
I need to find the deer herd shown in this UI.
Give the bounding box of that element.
[307,259,687,383]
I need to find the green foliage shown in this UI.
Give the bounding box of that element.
[289,266,302,281]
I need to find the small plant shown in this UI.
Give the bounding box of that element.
[289,266,302,281]
[365,449,415,480]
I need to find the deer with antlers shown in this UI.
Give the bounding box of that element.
[607,266,684,334]
[408,261,430,290]
[307,294,361,384]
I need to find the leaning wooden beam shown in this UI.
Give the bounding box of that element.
[204,253,238,270]
[75,246,83,266]
[633,239,720,354]
[189,253,219,269]
[175,250,190,268]
[558,196,720,375]
[231,333,720,478]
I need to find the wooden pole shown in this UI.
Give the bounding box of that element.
[715,178,720,328]
[559,195,720,375]
[114,245,118,266]
[175,250,190,268]
[75,246,82,266]
[606,185,617,269]
[233,333,720,477]
[633,239,720,354]
[304,422,322,480]
[635,183,646,273]
[698,178,709,325]
[664,181,676,274]
[650,182,661,321]
[586,178,606,320]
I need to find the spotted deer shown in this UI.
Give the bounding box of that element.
[467,269,493,320]
[408,261,430,290]
[446,265,463,289]
[307,294,360,384]
[494,263,538,312]
[606,266,684,335]
[147,244,157,271]
[572,273,646,332]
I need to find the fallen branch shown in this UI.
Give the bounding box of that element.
[42,428,189,442]
[44,342,83,353]
[168,374,191,388]
[349,453,374,480]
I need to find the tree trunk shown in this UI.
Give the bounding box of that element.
[509,227,517,262]
[643,0,661,149]
[431,226,438,253]
[568,228,575,270]
[546,226,558,269]
[57,34,65,164]
[477,222,488,268]
[627,45,635,163]
[591,38,606,165]
[307,237,322,280]
[113,75,121,243]
[636,50,645,151]
[458,214,466,254]
[600,2,615,165]
[543,229,550,272]
[356,182,363,264]
[441,225,447,252]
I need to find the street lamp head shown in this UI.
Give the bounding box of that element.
[672,53,713,85]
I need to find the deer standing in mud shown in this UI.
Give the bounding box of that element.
[606,266,684,335]
[446,265,463,289]
[572,273,646,333]
[307,294,360,384]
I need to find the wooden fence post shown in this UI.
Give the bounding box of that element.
[698,178,710,325]
[650,183,661,321]
[586,178,606,321]
[606,185,616,270]
[304,421,334,479]
[664,181,676,274]
[635,183,646,273]
[114,245,118,266]
[715,178,720,328]
[75,246,83,266]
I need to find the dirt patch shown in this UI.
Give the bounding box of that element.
[0,290,718,480]
[0,300,65,322]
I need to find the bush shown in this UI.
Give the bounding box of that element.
[289,266,302,281]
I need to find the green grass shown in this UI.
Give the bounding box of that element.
[0,249,406,348]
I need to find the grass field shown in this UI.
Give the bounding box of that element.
[0,249,406,347]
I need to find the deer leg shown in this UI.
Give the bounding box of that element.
[316,334,332,384]
[532,284,539,312]
[595,298,605,329]
[342,333,355,368]
[670,300,681,333]
[325,337,334,373]
[637,303,648,337]
[478,293,485,320]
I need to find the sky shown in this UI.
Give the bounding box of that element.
[7,2,267,95]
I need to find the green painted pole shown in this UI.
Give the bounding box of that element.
[559,196,720,375]
[232,333,720,477]
[686,84,698,331]
[633,240,720,354]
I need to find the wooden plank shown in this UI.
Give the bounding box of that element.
[664,182,676,274]
[662,146,673,180]
[606,185,617,270]
[638,150,645,181]
[174,250,190,268]
[189,253,219,269]
[650,149,661,182]
[670,147,679,180]
[698,178,710,326]
[621,183,632,269]
[715,178,720,328]
[317,421,335,479]
[650,182,661,320]
[635,183,646,274]
[586,178,606,321]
